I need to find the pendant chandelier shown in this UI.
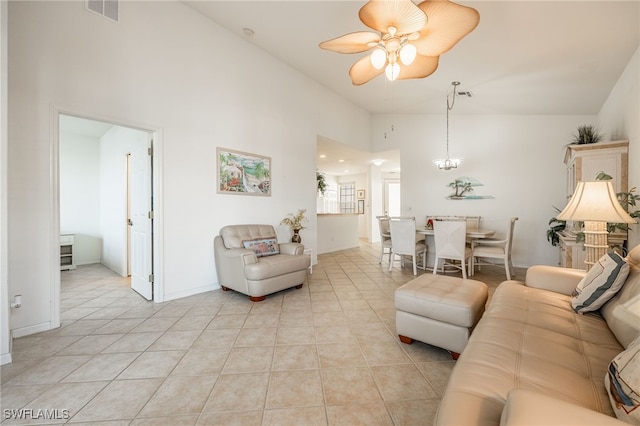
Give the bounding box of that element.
[433,81,462,170]
[434,81,463,170]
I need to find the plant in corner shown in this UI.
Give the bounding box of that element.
[571,125,603,145]
[281,209,308,243]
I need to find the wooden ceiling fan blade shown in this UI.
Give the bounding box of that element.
[349,55,385,85]
[359,0,427,35]
[414,0,480,56]
[397,54,439,80]
[319,31,381,54]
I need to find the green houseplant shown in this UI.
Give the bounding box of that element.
[316,171,327,196]
[571,125,603,145]
[281,209,308,243]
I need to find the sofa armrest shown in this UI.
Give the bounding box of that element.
[279,242,304,255]
[501,390,626,426]
[524,265,586,296]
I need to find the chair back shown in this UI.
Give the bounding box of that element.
[434,220,467,259]
[506,217,519,252]
[465,216,481,231]
[377,216,390,238]
[389,217,417,256]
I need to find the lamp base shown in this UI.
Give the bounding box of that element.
[583,220,609,271]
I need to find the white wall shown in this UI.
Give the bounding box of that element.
[372,114,598,268]
[7,1,371,336]
[60,131,102,266]
[598,46,640,249]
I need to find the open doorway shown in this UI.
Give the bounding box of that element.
[59,114,154,300]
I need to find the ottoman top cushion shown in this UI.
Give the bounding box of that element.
[395,274,488,327]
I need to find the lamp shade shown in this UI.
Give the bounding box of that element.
[556,181,635,224]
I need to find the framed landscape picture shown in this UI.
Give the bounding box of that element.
[217,148,271,196]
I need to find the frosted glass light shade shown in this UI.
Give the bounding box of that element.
[370,48,386,69]
[556,181,635,224]
[385,63,400,81]
[399,43,417,65]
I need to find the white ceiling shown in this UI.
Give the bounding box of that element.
[184,0,640,176]
[63,2,640,177]
[184,1,640,116]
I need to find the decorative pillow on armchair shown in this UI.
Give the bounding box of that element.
[243,238,280,257]
[605,335,640,424]
[571,251,629,314]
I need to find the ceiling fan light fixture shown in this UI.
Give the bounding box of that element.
[319,0,480,85]
[385,63,400,81]
[370,48,387,69]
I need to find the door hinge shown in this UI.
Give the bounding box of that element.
[148,274,154,283]
[148,146,153,156]
[148,211,154,219]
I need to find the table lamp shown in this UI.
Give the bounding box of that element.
[556,181,636,270]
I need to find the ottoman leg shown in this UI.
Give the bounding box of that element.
[399,335,413,345]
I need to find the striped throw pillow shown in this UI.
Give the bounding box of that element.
[571,251,629,314]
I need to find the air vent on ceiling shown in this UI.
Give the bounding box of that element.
[457,91,473,98]
[87,0,119,23]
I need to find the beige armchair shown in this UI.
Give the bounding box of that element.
[214,224,310,301]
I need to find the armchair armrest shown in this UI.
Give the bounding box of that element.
[524,265,586,296]
[501,390,626,426]
[279,242,304,255]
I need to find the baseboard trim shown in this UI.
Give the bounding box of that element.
[11,321,52,338]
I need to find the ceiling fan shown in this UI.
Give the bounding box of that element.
[319,0,480,85]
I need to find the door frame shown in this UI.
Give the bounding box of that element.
[50,105,165,328]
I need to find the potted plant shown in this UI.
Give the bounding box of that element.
[546,207,567,247]
[317,171,327,196]
[281,209,308,243]
[571,125,603,145]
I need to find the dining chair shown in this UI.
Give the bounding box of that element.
[433,219,472,279]
[388,217,427,276]
[377,215,392,264]
[465,216,481,231]
[470,217,519,280]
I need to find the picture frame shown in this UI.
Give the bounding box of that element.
[217,147,271,196]
[357,189,365,199]
[358,199,365,214]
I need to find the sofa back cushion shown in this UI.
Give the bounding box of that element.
[601,245,640,348]
[220,225,277,249]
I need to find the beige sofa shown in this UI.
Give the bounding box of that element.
[214,224,310,301]
[435,245,640,425]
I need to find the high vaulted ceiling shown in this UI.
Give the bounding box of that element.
[185,1,640,116]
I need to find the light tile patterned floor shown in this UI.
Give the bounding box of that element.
[1,241,517,425]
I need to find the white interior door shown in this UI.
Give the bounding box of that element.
[385,180,401,217]
[129,134,153,300]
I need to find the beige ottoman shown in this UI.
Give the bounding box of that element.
[395,274,488,359]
